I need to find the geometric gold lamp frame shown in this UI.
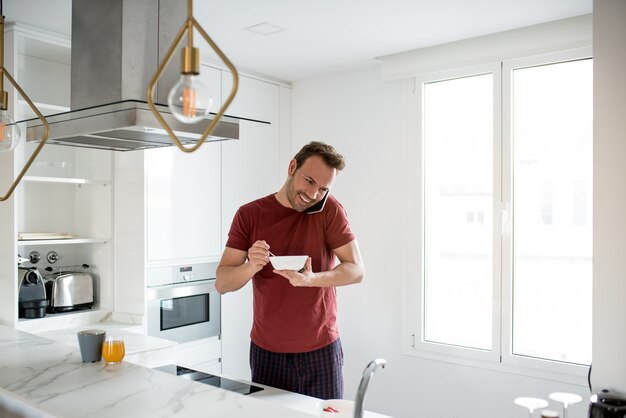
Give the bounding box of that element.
[146,0,239,154]
[0,14,50,202]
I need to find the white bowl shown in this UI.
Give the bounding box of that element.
[318,399,354,417]
[269,255,308,270]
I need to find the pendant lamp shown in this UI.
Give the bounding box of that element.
[147,0,239,153]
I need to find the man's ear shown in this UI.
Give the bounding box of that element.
[288,159,297,176]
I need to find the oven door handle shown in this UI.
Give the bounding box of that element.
[146,280,216,300]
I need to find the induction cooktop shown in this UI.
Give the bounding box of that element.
[153,364,264,395]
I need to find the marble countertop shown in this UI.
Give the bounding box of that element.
[0,325,391,418]
[35,321,177,369]
[0,325,315,418]
[36,321,172,352]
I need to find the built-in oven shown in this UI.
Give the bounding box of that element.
[146,263,220,344]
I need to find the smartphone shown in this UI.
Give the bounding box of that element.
[305,190,330,214]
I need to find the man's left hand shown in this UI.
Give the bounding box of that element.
[273,257,315,287]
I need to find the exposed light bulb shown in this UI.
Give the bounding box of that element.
[167,75,213,124]
[0,109,22,152]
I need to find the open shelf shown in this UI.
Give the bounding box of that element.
[18,237,110,246]
[23,176,111,186]
[18,99,70,119]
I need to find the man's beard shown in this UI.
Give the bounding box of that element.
[285,177,315,212]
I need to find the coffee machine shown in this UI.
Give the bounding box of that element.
[18,267,49,319]
[589,390,626,418]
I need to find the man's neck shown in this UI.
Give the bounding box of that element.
[274,187,291,208]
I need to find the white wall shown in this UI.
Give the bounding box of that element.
[592,0,626,394]
[292,65,590,418]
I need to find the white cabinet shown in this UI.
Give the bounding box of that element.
[144,64,223,264]
[112,152,145,316]
[18,148,112,243]
[16,147,114,324]
[220,75,283,226]
[0,24,115,328]
[145,144,222,262]
[201,63,223,112]
[222,74,278,122]
[175,337,222,374]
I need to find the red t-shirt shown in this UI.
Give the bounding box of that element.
[225,193,356,353]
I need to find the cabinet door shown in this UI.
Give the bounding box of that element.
[199,64,223,111]
[220,75,282,380]
[222,74,277,122]
[221,75,282,222]
[146,144,222,262]
[175,337,221,369]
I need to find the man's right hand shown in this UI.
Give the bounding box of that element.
[216,243,268,294]
[247,240,271,273]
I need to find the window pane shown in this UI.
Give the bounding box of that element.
[512,59,592,365]
[423,74,494,350]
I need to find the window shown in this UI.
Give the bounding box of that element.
[510,58,593,365]
[406,49,592,378]
[422,73,494,351]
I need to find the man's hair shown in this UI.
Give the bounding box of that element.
[293,141,346,171]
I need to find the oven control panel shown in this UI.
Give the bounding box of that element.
[146,263,218,287]
[177,266,197,282]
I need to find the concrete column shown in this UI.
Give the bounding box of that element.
[592,0,626,394]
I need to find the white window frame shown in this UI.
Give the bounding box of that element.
[402,47,592,384]
[500,46,593,377]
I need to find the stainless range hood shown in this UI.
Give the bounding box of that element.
[19,0,263,152]
[22,101,246,152]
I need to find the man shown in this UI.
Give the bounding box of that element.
[216,141,364,400]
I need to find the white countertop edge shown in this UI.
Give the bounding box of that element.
[0,386,56,418]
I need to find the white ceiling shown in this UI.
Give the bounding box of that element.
[4,0,592,83]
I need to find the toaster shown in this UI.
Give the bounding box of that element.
[44,272,94,313]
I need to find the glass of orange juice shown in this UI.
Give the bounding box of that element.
[102,333,125,365]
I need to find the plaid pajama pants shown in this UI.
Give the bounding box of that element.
[249,338,344,400]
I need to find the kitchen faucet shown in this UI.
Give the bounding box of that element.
[354,358,386,418]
